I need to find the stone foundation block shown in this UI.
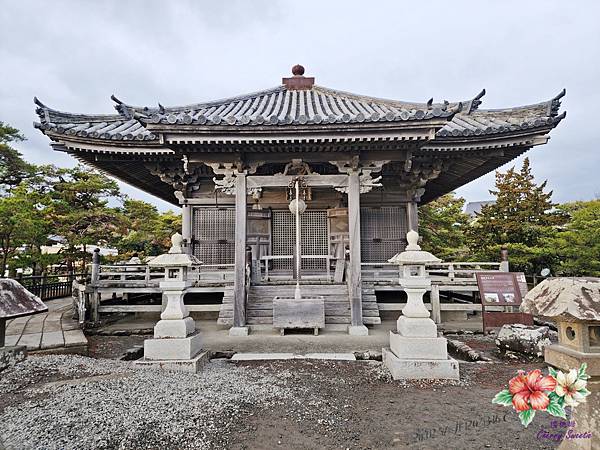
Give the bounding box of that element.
[396,316,438,337]
[144,333,202,360]
[228,326,249,336]
[383,347,459,380]
[389,332,448,360]
[348,325,369,336]
[135,351,210,374]
[154,317,195,338]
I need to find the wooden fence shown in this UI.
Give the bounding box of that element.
[16,273,86,301]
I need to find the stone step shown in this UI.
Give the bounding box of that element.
[247,316,351,325]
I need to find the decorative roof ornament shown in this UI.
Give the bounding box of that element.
[283,64,315,90]
[549,88,566,117]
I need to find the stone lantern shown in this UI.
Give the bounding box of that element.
[383,230,459,380]
[521,277,600,449]
[136,233,207,373]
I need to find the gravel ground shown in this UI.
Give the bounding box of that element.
[0,355,311,450]
[0,352,559,450]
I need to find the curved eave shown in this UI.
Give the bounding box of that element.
[420,146,530,203]
[74,153,180,205]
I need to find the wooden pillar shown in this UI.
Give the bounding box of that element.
[407,201,419,232]
[181,204,192,255]
[233,173,247,328]
[347,171,364,330]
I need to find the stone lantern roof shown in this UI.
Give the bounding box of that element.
[521,277,600,322]
[388,230,441,265]
[148,233,202,268]
[0,279,47,319]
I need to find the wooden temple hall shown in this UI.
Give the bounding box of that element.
[34,65,565,335]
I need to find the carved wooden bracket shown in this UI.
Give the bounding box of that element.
[146,160,202,199]
[208,163,239,195]
[330,159,389,194]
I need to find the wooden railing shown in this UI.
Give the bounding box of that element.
[94,264,164,286]
[93,263,235,286]
[259,255,332,282]
[361,261,503,284]
[194,264,235,282]
[16,273,86,300]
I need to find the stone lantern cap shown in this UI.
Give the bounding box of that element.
[0,278,47,319]
[520,277,600,322]
[148,233,202,268]
[388,230,441,265]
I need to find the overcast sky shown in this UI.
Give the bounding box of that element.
[2,1,599,210]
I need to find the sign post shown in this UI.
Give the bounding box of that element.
[476,272,533,333]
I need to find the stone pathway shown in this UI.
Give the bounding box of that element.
[4,297,88,353]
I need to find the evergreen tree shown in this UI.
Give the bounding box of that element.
[467,158,565,274]
[48,165,124,271]
[0,122,35,192]
[117,199,182,258]
[419,193,470,261]
[552,200,600,276]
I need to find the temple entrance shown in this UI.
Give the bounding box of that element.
[271,209,329,277]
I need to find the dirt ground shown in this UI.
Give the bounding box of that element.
[0,334,565,450]
[225,360,557,450]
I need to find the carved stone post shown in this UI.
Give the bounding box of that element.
[90,248,101,324]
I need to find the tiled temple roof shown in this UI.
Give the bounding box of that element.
[123,85,463,127]
[437,89,566,138]
[34,98,157,141]
[33,68,565,144]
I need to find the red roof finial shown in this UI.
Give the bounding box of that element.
[292,64,305,76]
[283,64,314,90]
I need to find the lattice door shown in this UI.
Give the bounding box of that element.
[272,210,328,271]
[192,207,235,265]
[360,206,407,262]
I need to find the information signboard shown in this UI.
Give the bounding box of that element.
[476,272,523,306]
[476,272,532,332]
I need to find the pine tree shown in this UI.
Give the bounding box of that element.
[467,158,565,274]
[419,193,470,261]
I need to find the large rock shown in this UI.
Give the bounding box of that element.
[495,324,552,357]
[520,277,600,321]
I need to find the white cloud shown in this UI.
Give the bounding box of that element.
[1,0,598,207]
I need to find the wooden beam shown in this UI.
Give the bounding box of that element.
[347,171,363,327]
[98,304,222,313]
[246,174,348,189]
[233,173,247,327]
[377,303,503,312]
